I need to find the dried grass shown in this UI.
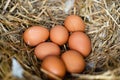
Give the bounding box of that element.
[0,0,120,80]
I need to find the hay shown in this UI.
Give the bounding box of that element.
[0,0,120,80]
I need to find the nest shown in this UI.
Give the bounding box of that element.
[0,0,120,80]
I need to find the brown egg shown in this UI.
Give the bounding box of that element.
[34,42,60,60]
[41,55,66,79]
[64,15,85,32]
[50,25,69,45]
[68,32,91,57]
[23,26,49,46]
[61,50,85,73]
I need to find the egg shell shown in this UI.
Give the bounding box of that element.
[23,26,49,46]
[34,42,60,60]
[41,55,66,79]
[61,50,85,73]
[68,32,91,57]
[64,15,85,32]
[50,25,69,45]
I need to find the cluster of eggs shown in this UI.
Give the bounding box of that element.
[23,15,91,79]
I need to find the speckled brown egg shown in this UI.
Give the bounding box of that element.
[34,42,60,60]
[50,25,69,45]
[23,26,49,46]
[61,50,85,73]
[41,55,66,79]
[64,15,85,32]
[68,32,91,57]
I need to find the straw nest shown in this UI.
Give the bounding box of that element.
[0,0,120,80]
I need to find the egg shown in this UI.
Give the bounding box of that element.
[64,15,85,32]
[23,26,49,46]
[50,25,69,45]
[34,42,60,60]
[68,32,91,57]
[61,50,85,73]
[41,55,66,79]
